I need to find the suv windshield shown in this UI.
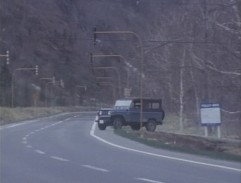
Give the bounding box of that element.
[114,100,132,109]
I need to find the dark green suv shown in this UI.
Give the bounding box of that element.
[95,98,165,132]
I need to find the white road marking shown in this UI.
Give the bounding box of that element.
[20,117,74,154]
[0,120,38,130]
[0,112,96,130]
[56,121,63,124]
[82,164,109,172]
[90,122,241,172]
[8,124,22,128]
[35,150,45,154]
[135,178,165,183]
[50,156,69,162]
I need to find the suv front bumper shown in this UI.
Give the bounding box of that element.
[95,115,111,126]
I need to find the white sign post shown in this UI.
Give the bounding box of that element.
[200,103,221,138]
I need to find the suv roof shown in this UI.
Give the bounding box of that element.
[118,98,162,103]
[120,97,161,100]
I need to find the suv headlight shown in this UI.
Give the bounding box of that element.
[99,111,103,115]
[108,111,112,116]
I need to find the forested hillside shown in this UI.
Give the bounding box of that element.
[0,0,240,136]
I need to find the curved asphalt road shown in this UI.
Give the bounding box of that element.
[0,112,240,183]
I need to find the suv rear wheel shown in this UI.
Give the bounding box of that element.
[113,117,123,130]
[145,120,157,132]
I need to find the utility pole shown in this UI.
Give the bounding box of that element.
[93,28,144,128]
[203,0,209,102]
[92,66,122,98]
[11,65,39,107]
[90,53,131,89]
[40,77,55,107]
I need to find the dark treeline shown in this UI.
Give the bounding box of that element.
[0,0,240,134]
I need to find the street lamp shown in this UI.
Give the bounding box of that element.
[40,76,55,83]
[90,53,133,88]
[93,28,144,127]
[77,85,87,91]
[45,79,63,107]
[35,65,39,75]
[11,65,39,107]
[96,77,112,81]
[0,50,10,64]
[40,77,55,106]
[31,83,41,115]
[57,79,64,88]
[76,85,87,105]
[92,66,121,98]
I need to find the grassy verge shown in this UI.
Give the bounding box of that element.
[114,128,241,163]
[159,113,241,140]
[0,106,97,125]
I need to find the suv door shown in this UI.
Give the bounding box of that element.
[144,100,163,122]
[129,100,141,123]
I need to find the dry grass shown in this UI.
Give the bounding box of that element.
[0,106,97,125]
[157,113,241,141]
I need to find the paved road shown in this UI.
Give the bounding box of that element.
[0,112,240,183]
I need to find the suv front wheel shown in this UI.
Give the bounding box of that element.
[145,120,157,132]
[98,123,106,130]
[113,117,123,130]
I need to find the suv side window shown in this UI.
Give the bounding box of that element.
[133,101,141,109]
[149,102,160,109]
[133,99,162,111]
[144,101,161,112]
